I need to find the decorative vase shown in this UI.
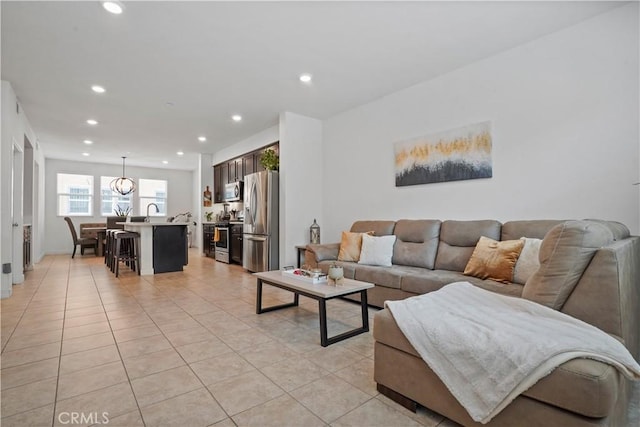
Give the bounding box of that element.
[328,265,344,285]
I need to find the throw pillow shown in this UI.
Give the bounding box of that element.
[358,234,397,267]
[513,237,542,285]
[522,220,614,309]
[338,231,374,262]
[463,236,525,283]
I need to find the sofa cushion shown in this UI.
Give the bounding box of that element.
[354,264,404,289]
[359,234,397,267]
[392,219,441,269]
[399,270,523,297]
[400,269,469,295]
[501,220,563,241]
[513,237,542,285]
[374,308,620,419]
[434,220,501,272]
[522,357,619,418]
[337,231,372,262]
[463,236,524,283]
[350,220,396,236]
[522,220,616,309]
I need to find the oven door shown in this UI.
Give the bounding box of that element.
[215,227,229,251]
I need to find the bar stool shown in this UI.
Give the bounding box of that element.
[105,229,120,271]
[112,231,141,277]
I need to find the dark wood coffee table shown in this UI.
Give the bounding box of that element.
[253,270,374,347]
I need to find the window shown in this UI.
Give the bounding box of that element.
[100,176,132,216]
[57,173,93,216]
[138,179,167,216]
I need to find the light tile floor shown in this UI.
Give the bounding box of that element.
[1,250,455,427]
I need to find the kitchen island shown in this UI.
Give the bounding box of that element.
[121,222,188,275]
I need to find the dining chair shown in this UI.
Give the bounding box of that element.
[64,217,97,258]
[106,216,125,230]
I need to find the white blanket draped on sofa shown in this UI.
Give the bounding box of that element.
[385,281,640,424]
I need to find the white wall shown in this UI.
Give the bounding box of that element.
[321,4,640,240]
[279,112,323,266]
[0,81,44,298]
[1,81,46,297]
[45,158,194,254]
[194,153,214,250]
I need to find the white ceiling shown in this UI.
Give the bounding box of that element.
[1,1,625,170]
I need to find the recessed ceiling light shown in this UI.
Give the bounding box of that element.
[162,160,169,164]
[299,73,312,83]
[198,136,207,142]
[91,85,105,93]
[102,1,123,14]
[86,119,98,125]
[177,151,184,156]
[231,115,242,122]
[83,140,93,145]
[82,152,90,157]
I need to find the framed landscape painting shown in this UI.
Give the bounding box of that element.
[394,121,493,187]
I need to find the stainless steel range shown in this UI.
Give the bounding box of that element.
[213,221,230,263]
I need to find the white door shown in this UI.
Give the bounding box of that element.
[12,143,24,284]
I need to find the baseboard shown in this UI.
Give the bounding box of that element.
[1,287,13,299]
[12,272,24,284]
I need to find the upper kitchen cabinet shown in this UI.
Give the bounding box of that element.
[243,154,255,178]
[213,142,279,202]
[229,158,243,183]
[213,163,225,203]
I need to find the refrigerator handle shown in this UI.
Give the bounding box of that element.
[250,180,258,225]
[245,179,255,226]
[245,235,267,242]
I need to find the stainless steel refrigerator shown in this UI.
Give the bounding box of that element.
[243,170,279,272]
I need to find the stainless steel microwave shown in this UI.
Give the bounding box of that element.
[224,181,243,202]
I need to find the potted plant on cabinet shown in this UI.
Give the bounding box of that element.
[260,148,279,171]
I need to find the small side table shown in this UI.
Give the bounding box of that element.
[295,245,307,268]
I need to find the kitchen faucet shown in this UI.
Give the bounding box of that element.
[145,203,159,222]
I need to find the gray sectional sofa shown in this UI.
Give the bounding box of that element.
[305,219,640,426]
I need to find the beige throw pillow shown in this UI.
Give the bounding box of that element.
[513,237,542,285]
[463,236,524,283]
[338,231,373,262]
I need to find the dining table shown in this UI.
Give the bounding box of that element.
[81,226,107,257]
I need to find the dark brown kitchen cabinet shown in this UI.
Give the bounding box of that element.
[213,165,224,203]
[255,153,266,173]
[220,162,228,185]
[203,224,215,257]
[243,154,255,177]
[212,142,279,200]
[229,158,243,182]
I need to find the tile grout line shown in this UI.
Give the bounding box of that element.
[107,266,237,425]
[51,255,75,427]
[0,258,55,355]
[92,262,150,426]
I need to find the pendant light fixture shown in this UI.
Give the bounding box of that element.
[110,156,136,195]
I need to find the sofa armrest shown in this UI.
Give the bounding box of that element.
[305,243,340,267]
